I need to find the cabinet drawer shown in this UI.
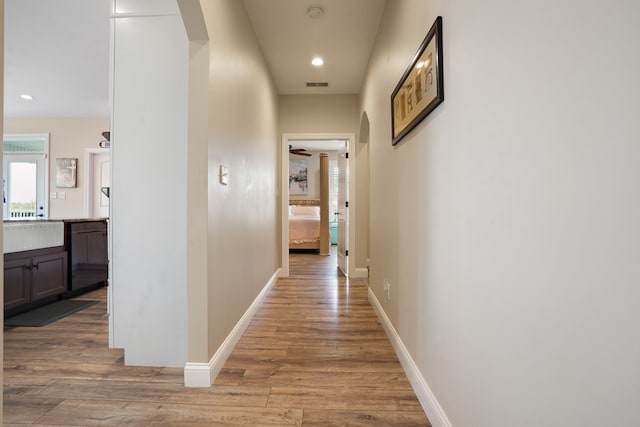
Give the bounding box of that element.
[69,221,107,233]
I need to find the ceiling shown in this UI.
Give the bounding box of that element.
[4,0,111,117]
[3,0,386,117]
[243,0,387,95]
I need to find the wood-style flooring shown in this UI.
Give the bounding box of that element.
[4,248,430,426]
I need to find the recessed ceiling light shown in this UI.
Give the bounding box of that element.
[20,94,33,100]
[311,57,324,66]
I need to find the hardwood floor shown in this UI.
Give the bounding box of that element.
[4,248,430,426]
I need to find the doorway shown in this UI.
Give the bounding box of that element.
[2,134,50,219]
[84,148,110,218]
[281,133,356,278]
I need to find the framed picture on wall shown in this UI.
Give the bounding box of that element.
[391,16,444,146]
[289,159,308,195]
[56,158,77,188]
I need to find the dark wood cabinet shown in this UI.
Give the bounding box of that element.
[65,220,108,293]
[4,258,32,310]
[3,247,68,315]
[3,219,107,316]
[31,251,68,300]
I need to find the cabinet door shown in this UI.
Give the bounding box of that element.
[31,251,68,301]
[4,258,32,309]
[70,228,89,266]
[86,229,108,265]
[69,222,108,289]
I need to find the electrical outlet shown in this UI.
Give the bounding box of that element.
[383,279,391,301]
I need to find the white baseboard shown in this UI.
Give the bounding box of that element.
[183,362,213,387]
[184,268,281,387]
[368,288,452,427]
[352,267,369,278]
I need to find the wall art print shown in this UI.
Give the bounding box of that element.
[391,16,444,146]
[56,158,77,188]
[289,159,308,195]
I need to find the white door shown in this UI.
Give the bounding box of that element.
[3,154,48,219]
[337,142,349,276]
[91,153,110,217]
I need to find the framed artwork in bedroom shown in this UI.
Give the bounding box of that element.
[289,159,308,195]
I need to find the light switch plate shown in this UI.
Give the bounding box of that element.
[50,192,57,199]
[58,191,66,199]
[219,165,229,185]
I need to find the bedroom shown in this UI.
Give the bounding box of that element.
[287,139,346,270]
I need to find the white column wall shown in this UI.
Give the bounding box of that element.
[110,1,189,367]
[0,0,4,419]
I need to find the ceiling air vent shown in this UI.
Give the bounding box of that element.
[306,82,329,87]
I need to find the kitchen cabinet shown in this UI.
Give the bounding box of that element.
[4,258,32,310]
[65,220,108,294]
[4,247,68,314]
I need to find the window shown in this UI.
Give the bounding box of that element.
[3,134,49,219]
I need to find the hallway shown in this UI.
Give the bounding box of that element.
[4,250,429,426]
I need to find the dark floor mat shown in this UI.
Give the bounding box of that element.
[5,300,99,327]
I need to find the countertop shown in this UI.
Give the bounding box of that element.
[3,218,108,224]
[60,218,109,223]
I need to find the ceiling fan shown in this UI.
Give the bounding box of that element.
[289,145,312,156]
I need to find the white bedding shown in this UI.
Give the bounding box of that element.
[289,211,320,244]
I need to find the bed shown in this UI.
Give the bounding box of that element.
[289,199,324,251]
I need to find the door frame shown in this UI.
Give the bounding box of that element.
[84,147,112,329]
[83,148,110,218]
[280,132,356,278]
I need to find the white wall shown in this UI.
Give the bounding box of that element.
[0,0,4,418]
[181,1,210,370]
[110,0,279,374]
[111,0,189,367]
[4,117,109,219]
[280,94,369,272]
[280,95,359,134]
[201,0,280,359]
[362,0,640,426]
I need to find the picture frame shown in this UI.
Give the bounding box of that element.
[289,159,308,195]
[391,16,444,146]
[56,158,77,188]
